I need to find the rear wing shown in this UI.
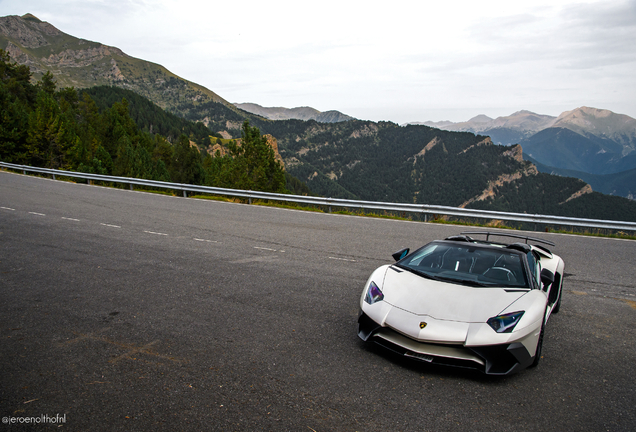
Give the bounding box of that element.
[459,231,556,247]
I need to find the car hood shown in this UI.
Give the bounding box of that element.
[382,266,526,322]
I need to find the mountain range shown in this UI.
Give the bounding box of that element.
[2,13,636,221]
[413,108,636,149]
[413,110,556,144]
[414,108,636,198]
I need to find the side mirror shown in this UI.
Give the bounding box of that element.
[540,268,555,291]
[392,248,409,261]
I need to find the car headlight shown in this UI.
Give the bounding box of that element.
[487,311,525,333]
[364,281,384,305]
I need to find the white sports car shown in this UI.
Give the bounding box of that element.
[358,231,565,375]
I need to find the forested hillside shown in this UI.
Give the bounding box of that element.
[527,156,636,199]
[191,102,636,222]
[82,86,218,143]
[520,127,633,174]
[265,122,534,205]
[0,50,291,194]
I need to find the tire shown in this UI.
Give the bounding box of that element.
[529,309,547,368]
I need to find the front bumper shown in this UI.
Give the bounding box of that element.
[358,312,533,375]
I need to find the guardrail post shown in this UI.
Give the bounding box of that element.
[420,206,428,222]
[421,206,428,223]
[130,183,133,191]
[52,174,56,180]
[183,190,187,198]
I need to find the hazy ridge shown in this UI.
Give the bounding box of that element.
[234,103,354,123]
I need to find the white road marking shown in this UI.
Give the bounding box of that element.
[62,217,80,221]
[328,257,357,262]
[254,246,285,253]
[100,223,121,228]
[29,212,45,216]
[144,230,168,236]
[1,206,15,211]
[194,238,218,243]
[254,246,277,252]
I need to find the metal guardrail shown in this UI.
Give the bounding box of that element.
[2,161,635,232]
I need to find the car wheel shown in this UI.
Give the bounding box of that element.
[529,310,547,368]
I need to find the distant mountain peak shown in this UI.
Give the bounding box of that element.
[468,114,492,123]
[555,106,624,123]
[552,106,636,150]
[21,13,42,23]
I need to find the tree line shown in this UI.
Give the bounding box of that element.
[0,50,294,194]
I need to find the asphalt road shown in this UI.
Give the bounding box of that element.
[1,171,635,431]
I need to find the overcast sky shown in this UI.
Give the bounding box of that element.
[2,0,635,123]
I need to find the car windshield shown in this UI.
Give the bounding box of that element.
[396,242,530,288]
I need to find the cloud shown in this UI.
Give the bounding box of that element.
[1,0,635,122]
[556,1,636,69]
[462,1,636,70]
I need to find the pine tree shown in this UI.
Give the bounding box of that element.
[170,134,204,184]
[0,49,37,162]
